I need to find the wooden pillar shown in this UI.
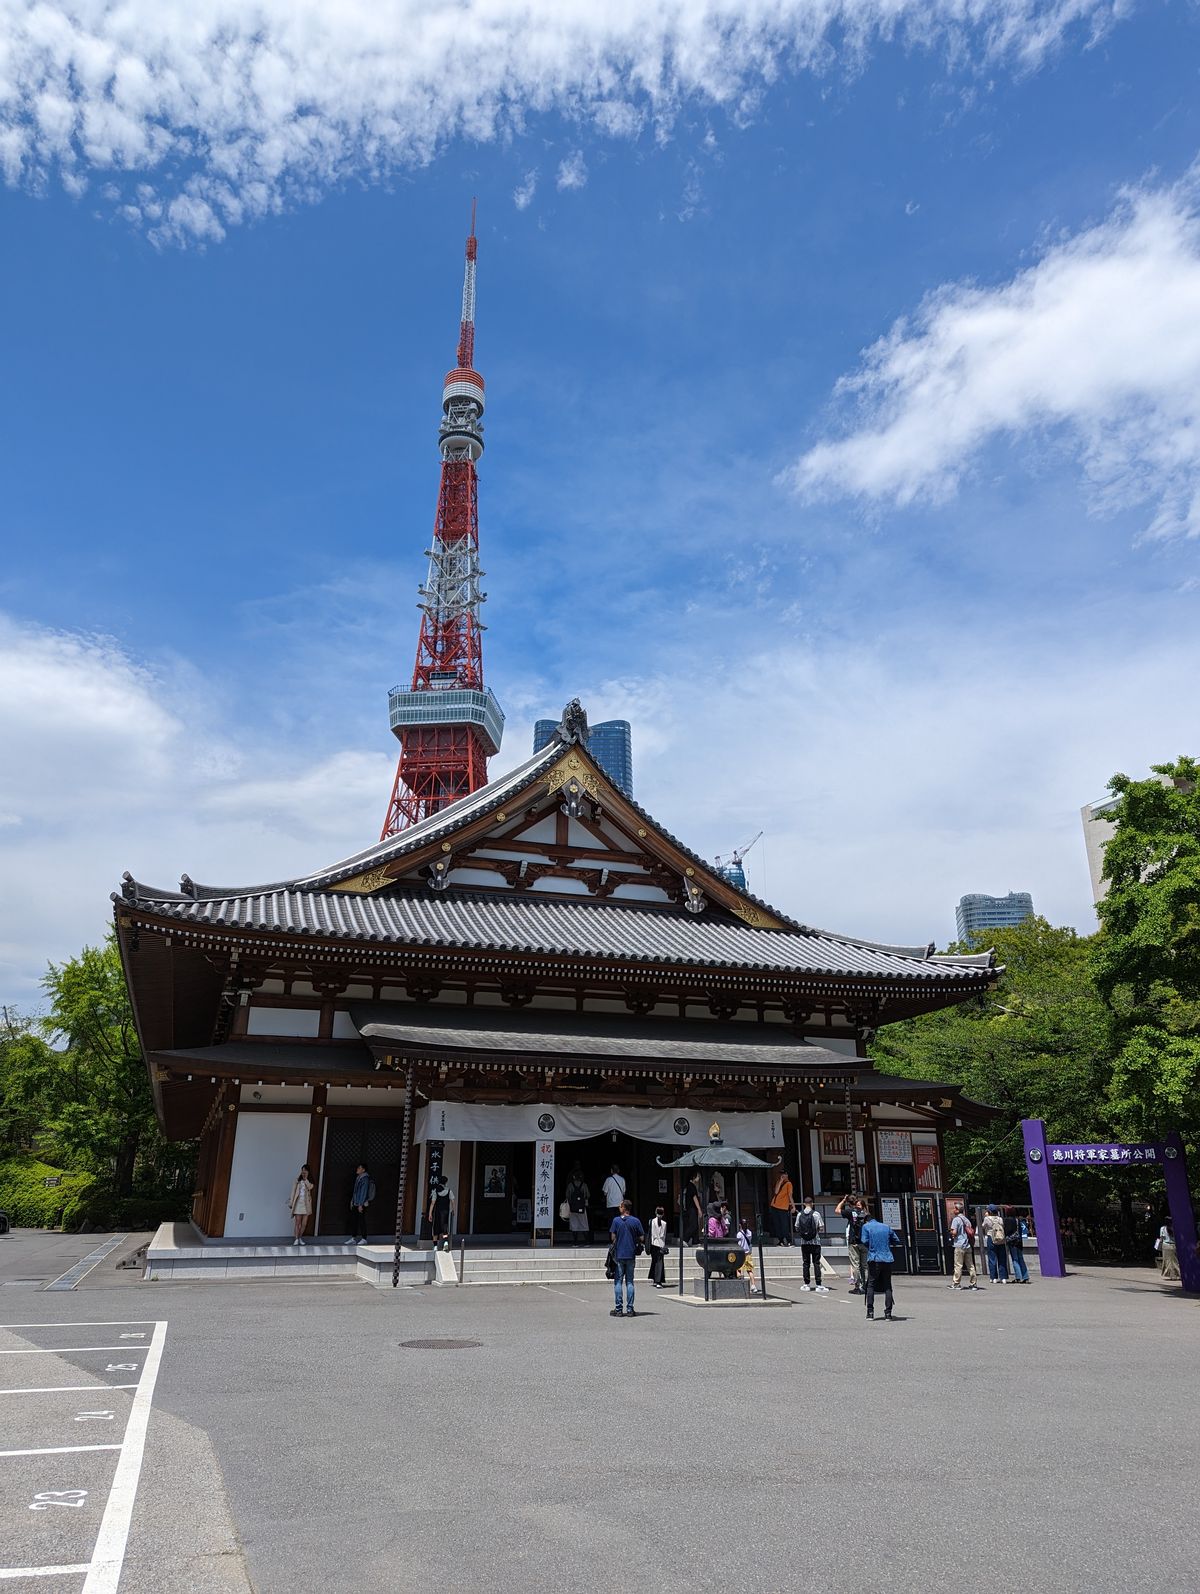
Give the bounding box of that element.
[208,1092,239,1238]
[307,1085,327,1235]
[863,1108,881,1204]
[459,1142,475,1237]
[797,1107,814,1199]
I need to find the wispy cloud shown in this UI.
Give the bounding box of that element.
[787,172,1200,541]
[513,168,539,210]
[556,150,588,192]
[0,0,1121,242]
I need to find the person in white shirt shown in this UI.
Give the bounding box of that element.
[648,1205,669,1288]
[602,1166,626,1228]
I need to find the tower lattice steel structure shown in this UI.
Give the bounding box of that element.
[381,205,504,838]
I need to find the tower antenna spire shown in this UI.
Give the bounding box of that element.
[380,207,505,837]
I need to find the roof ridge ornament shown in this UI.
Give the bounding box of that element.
[557,698,590,745]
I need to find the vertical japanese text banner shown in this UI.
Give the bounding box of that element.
[534,1140,555,1230]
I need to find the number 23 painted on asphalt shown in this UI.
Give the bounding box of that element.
[30,1490,88,1510]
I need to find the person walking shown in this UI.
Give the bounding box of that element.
[349,1163,374,1244]
[648,1205,668,1289]
[769,1170,795,1246]
[795,1197,829,1292]
[289,1164,314,1244]
[564,1164,591,1246]
[602,1165,627,1230]
[681,1173,704,1243]
[860,1209,902,1321]
[1003,1206,1029,1283]
[428,1173,455,1252]
[948,1201,977,1289]
[609,1200,645,1317]
[836,1194,868,1295]
[981,1204,1009,1283]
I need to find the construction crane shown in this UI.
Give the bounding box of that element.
[714,831,763,890]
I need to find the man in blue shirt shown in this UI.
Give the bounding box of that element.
[610,1201,646,1318]
[859,1211,903,1321]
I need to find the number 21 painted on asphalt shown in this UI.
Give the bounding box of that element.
[30,1490,88,1511]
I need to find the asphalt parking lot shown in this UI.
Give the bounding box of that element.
[0,1228,1196,1594]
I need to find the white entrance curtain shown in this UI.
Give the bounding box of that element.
[414,1101,782,1148]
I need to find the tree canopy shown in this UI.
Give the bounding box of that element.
[0,932,190,1202]
[874,754,1199,1200]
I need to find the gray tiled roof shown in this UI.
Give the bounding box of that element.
[124,885,992,984]
[354,1002,858,1071]
[128,725,806,935]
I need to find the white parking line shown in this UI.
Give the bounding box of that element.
[0,1565,91,1580]
[82,1319,166,1594]
[0,1318,166,1592]
[0,1445,122,1458]
[0,1386,138,1397]
[0,1347,144,1357]
[0,1322,156,1330]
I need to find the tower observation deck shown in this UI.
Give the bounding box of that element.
[381,206,505,837]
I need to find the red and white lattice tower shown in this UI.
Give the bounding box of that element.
[381,204,505,837]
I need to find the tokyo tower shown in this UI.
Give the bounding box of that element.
[380,204,505,837]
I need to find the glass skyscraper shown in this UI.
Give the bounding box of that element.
[955,891,1034,944]
[533,717,634,799]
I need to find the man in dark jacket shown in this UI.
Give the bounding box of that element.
[610,1201,646,1318]
[350,1164,374,1244]
[859,1212,903,1321]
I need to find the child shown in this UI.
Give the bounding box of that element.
[737,1219,759,1294]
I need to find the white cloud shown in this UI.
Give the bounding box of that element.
[556,150,588,192]
[0,0,1120,241]
[788,174,1200,541]
[3,597,1196,1008]
[513,168,538,210]
[0,616,391,1005]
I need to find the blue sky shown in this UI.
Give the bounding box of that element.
[2,0,1200,1002]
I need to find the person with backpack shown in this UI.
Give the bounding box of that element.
[795,1197,829,1292]
[836,1193,868,1294]
[949,1201,977,1289]
[1003,1205,1029,1283]
[981,1204,1009,1283]
[428,1173,455,1252]
[564,1164,591,1245]
[648,1205,668,1288]
[349,1163,374,1245]
[602,1165,627,1231]
[609,1200,645,1317]
[860,1210,903,1321]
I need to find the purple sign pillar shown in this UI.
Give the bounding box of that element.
[1163,1131,1200,1295]
[1021,1118,1066,1278]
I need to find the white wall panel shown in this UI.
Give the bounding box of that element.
[225,1113,312,1238]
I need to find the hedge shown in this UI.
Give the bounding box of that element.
[0,1158,191,1232]
[60,1191,191,1233]
[0,1157,95,1228]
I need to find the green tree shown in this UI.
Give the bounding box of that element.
[1092,755,1200,1143]
[35,934,157,1195]
[870,917,1115,1195]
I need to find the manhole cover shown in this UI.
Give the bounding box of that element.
[399,1337,482,1351]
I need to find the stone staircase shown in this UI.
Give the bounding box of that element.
[452,1243,851,1287]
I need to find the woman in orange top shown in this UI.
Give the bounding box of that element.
[769,1171,795,1246]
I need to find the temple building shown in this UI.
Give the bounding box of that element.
[115,702,997,1262]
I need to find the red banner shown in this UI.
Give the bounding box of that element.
[914,1146,942,1191]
